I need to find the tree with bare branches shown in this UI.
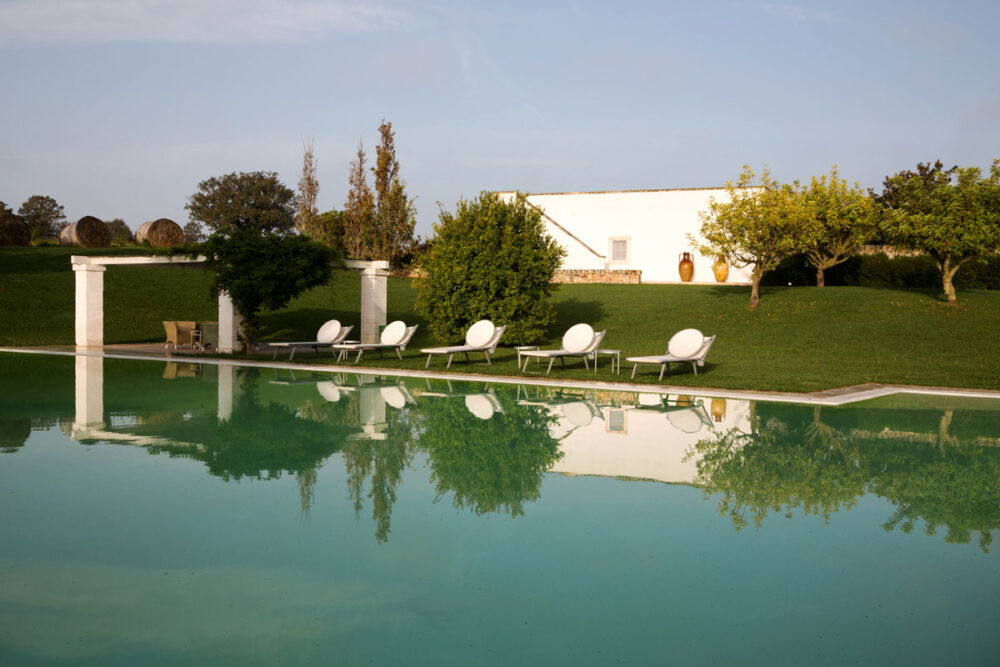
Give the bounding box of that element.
[296,138,321,237]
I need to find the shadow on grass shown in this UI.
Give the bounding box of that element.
[552,299,606,334]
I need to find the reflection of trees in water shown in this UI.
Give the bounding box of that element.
[418,390,562,517]
[148,370,352,484]
[341,409,416,544]
[0,419,31,453]
[689,403,1000,551]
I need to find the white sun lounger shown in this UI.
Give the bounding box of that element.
[627,329,716,380]
[270,320,355,360]
[421,320,507,368]
[333,320,419,364]
[519,323,607,374]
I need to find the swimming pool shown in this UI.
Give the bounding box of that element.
[2,353,998,665]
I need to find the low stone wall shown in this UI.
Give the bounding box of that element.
[554,269,641,284]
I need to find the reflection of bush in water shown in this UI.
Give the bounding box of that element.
[0,419,31,452]
[689,405,1000,551]
[149,377,353,482]
[418,394,562,517]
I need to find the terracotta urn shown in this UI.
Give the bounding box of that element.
[712,256,729,283]
[678,252,694,282]
[711,398,727,423]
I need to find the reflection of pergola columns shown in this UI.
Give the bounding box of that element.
[347,260,389,344]
[358,386,387,440]
[73,355,104,429]
[217,364,238,421]
[73,263,106,348]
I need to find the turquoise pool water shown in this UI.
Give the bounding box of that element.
[1,353,999,665]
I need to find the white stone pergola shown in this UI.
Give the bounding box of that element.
[71,255,389,351]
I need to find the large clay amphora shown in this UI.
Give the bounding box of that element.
[678,252,694,282]
[712,255,729,282]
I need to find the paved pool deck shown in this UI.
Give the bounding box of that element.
[3,344,1000,407]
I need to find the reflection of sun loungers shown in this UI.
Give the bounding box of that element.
[419,378,504,419]
[631,393,713,433]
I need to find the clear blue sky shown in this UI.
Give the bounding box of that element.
[2,0,998,236]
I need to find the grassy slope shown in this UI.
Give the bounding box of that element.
[3,247,999,391]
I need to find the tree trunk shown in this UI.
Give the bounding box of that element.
[941,257,960,305]
[816,266,825,288]
[750,275,760,310]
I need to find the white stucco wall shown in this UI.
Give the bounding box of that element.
[497,189,753,284]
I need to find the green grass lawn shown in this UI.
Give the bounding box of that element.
[3,246,999,392]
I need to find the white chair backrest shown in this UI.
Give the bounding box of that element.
[397,324,419,350]
[333,324,354,343]
[562,323,595,353]
[380,320,407,345]
[486,325,507,350]
[316,320,342,343]
[465,320,496,347]
[667,328,705,358]
[586,330,606,353]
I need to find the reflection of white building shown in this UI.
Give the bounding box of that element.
[543,395,752,485]
[497,189,752,284]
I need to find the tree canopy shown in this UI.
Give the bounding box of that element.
[186,171,297,234]
[416,191,564,345]
[341,120,416,264]
[18,195,66,241]
[798,167,879,287]
[878,159,1000,304]
[695,166,812,309]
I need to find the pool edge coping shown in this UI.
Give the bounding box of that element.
[3,346,999,407]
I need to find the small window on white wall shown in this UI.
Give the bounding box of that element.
[609,237,630,263]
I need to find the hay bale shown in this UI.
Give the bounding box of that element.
[0,213,30,246]
[136,218,184,247]
[60,216,111,247]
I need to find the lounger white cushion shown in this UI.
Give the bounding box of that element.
[668,328,705,358]
[562,323,595,353]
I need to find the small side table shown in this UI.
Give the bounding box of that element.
[594,349,621,374]
[514,345,539,370]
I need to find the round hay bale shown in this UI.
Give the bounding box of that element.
[0,213,30,246]
[136,218,184,247]
[60,216,111,247]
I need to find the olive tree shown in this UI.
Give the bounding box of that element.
[879,159,1000,304]
[695,166,812,309]
[416,192,564,345]
[798,167,879,287]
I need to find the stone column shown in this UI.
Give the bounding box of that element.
[218,291,243,353]
[73,263,106,348]
[359,263,389,343]
[73,354,104,429]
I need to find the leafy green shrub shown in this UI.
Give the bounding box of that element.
[416,192,564,345]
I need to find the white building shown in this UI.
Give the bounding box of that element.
[497,188,753,284]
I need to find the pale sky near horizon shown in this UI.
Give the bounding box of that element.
[2,0,998,236]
